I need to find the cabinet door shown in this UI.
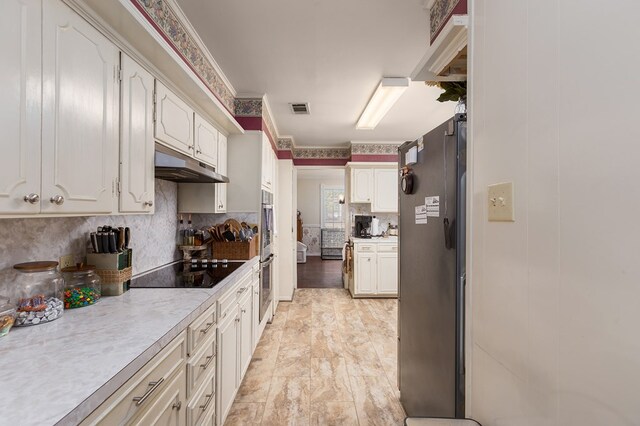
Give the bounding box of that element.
[377,252,398,294]
[42,0,118,214]
[350,168,373,203]
[129,369,186,426]
[239,291,253,378]
[155,81,194,156]
[355,252,375,294]
[215,133,227,213]
[216,308,239,426]
[0,0,41,215]
[372,168,398,212]
[251,278,260,351]
[120,53,155,213]
[194,114,218,168]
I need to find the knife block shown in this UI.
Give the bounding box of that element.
[86,249,133,296]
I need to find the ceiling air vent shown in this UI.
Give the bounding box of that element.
[289,103,310,115]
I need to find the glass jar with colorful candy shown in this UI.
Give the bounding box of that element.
[61,263,102,309]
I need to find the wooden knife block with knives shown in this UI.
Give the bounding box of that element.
[86,225,133,296]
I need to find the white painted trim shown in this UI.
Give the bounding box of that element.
[262,94,280,137]
[350,141,404,145]
[345,162,397,168]
[411,14,469,82]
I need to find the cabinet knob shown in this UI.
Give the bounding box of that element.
[50,195,64,205]
[196,149,202,154]
[242,308,247,313]
[172,401,182,411]
[23,193,39,204]
[144,201,153,207]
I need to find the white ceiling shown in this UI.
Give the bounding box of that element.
[176,0,456,147]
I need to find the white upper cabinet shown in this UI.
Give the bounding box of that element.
[372,168,398,212]
[350,168,373,203]
[154,80,194,156]
[42,0,119,214]
[119,54,155,213]
[215,133,228,213]
[194,115,218,168]
[0,0,42,215]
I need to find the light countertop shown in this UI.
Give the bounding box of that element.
[351,236,398,243]
[0,257,259,426]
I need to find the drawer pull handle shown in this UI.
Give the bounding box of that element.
[200,393,213,411]
[237,287,246,294]
[200,321,215,334]
[200,355,214,370]
[221,311,227,319]
[172,401,182,410]
[133,377,165,406]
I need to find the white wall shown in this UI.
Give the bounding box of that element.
[468,1,640,425]
[296,177,344,225]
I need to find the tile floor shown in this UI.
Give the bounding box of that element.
[225,288,405,425]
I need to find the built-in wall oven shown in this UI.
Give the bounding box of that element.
[259,190,274,322]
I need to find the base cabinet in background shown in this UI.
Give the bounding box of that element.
[351,242,398,297]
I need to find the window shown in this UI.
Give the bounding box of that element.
[320,184,344,229]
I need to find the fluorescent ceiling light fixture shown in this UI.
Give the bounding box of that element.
[356,77,410,130]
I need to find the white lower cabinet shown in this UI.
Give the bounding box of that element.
[239,291,253,378]
[130,368,186,426]
[216,305,239,426]
[377,252,399,294]
[355,252,375,295]
[80,331,187,425]
[251,269,260,352]
[352,242,398,297]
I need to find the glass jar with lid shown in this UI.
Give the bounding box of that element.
[60,263,101,309]
[12,261,64,326]
[0,296,16,337]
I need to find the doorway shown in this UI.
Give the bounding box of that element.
[295,167,346,288]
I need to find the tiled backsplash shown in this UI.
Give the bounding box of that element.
[349,205,398,235]
[0,179,257,295]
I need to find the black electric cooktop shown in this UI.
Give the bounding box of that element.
[130,260,246,289]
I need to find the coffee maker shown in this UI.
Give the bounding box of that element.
[354,215,373,238]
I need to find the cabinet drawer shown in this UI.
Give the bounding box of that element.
[130,368,186,426]
[187,367,215,426]
[217,272,250,321]
[82,331,187,425]
[377,244,398,253]
[355,244,375,252]
[187,331,216,398]
[187,303,216,356]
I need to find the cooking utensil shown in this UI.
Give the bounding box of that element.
[117,227,125,251]
[108,232,117,253]
[90,232,99,253]
[222,230,236,241]
[124,227,130,249]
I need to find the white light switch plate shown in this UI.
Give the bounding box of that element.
[488,182,515,222]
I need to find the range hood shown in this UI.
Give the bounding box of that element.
[155,143,229,183]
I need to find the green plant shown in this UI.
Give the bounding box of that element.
[427,81,467,103]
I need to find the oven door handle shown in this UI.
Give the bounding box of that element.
[260,254,275,268]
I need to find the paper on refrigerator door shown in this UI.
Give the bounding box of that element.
[425,196,440,217]
[415,205,428,224]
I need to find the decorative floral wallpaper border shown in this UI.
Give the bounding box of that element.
[430,0,466,43]
[278,140,401,160]
[234,98,262,117]
[293,147,351,159]
[351,143,400,155]
[132,0,236,113]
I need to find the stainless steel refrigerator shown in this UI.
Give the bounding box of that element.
[398,113,467,418]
